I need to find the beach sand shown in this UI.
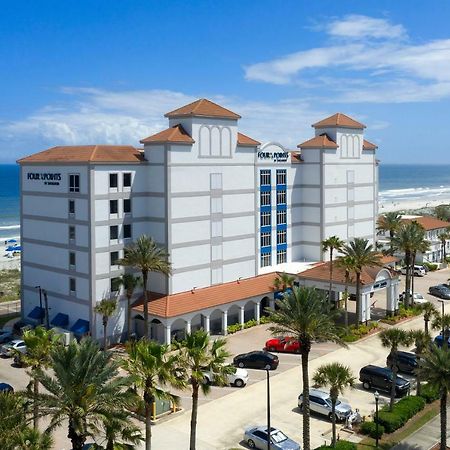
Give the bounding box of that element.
[380,197,450,214]
[0,237,21,271]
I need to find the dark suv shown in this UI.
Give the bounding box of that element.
[386,351,417,374]
[359,365,410,397]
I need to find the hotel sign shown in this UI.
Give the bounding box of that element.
[257,151,289,163]
[27,172,62,186]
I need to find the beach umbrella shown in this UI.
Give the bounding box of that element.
[6,246,15,252]
[7,239,17,243]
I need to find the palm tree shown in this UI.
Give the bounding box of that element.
[123,338,181,450]
[267,286,345,450]
[101,412,144,450]
[379,328,413,411]
[322,236,345,308]
[438,232,449,263]
[120,273,141,340]
[420,302,438,335]
[335,255,355,328]
[11,427,54,450]
[377,212,402,254]
[417,344,450,450]
[273,272,295,292]
[94,298,118,350]
[175,330,234,450]
[313,363,355,447]
[35,338,135,450]
[409,329,432,396]
[118,236,172,338]
[341,238,381,324]
[21,326,60,429]
[432,313,450,349]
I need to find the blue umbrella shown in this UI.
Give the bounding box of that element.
[7,239,17,243]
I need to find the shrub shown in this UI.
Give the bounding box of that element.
[260,316,271,324]
[376,396,425,433]
[423,262,438,271]
[316,440,357,450]
[340,321,378,342]
[420,383,440,403]
[360,421,385,439]
[226,316,271,334]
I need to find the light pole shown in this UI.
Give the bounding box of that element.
[374,391,380,448]
[266,368,271,450]
[42,289,50,329]
[34,285,44,325]
[439,299,445,335]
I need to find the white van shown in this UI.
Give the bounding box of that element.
[400,265,426,277]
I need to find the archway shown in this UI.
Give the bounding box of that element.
[260,296,271,316]
[244,301,256,322]
[191,313,203,332]
[150,318,163,342]
[209,309,223,334]
[170,318,187,342]
[227,304,240,326]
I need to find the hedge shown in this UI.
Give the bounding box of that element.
[423,262,438,271]
[340,321,379,342]
[420,383,440,403]
[316,440,357,450]
[360,421,385,439]
[226,316,271,334]
[376,395,425,433]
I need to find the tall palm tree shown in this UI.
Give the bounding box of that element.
[11,427,54,450]
[417,344,450,450]
[273,272,295,292]
[410,222,429,303]
[438,232,449,263]
[34,338,136,450]
[341,238,381,324]
[322,236,345,308]
[119,236,172,338]
[101,412,144,450]
[175,330,234,450]
[409,329,432,396]
[94,298,118,350]
[21,326,60,429]
[377,212,402,254]
[313,363,355,447]
[379,328,413,411]
[120,273,141,340]
[267,286,345,450]
[123,339,181,450]
[335,255,355,328]
[420,302,438,335]
[432,313,450,349]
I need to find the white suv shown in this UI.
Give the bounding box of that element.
[298,388,352,421]
[202,366,248,388]
[401,265,426,277]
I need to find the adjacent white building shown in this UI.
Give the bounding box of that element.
[18,98,379,343]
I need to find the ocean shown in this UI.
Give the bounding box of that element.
[1,164,450,240]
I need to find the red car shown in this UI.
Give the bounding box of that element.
[265,336,301,353]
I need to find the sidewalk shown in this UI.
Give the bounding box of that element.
[392,407,450,450]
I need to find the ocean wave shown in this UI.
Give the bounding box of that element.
[0,224,20,230]
[379,185,450,202]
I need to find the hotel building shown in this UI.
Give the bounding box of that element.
[18,98,386,343]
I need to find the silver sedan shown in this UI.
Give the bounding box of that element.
[243,426,301,450]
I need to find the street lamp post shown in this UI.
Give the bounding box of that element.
[43,289,50,329]
[266,368,271,450]
[374,391,380,448]
[34,285,44,325]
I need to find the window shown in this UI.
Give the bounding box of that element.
[261,211,271,227]
[210,173,222,190]
[109,173,118,188]
[260,170,271,186]
[69,174,80,192]
[111,277,121,292]
[261,231,271,248]
[69,226,76,241]
[123,224,132,239]
[109,200,118,214]
[110,225,118,240]
[69,278,76,293]
[261,251,271,268]
[276,189,286,205]
[110,251,119,266]
[123,172,132,187]
[277,210,287,225]
[123,199,131,214]
[277,249,287,264]
[260,191,271,207]
[211,197,222,214]
[277,229,287,245]
[276,169,286,185]
[69,252,76,267]
[68,199,75,214]
[211,220,222,238]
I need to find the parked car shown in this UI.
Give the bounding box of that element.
[243,426,301,450]
[0,382,14,393]
[202,366,249,387]
[401,265,426,277]
[386,351,417,374]
[429,285,450,300]
[434,334,450,348]
[12,320,33,336]
[265,336,301,354]
[298,388,352,422]
[0,339,27,357]
[0,329,13,344]
[359,365,410,397]
[399,292,427,305]
[233,351,279,370]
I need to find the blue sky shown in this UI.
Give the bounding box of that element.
[1,0,450,163]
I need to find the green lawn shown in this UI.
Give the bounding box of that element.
[0,269,20,302]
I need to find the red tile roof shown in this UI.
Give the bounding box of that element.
[133,273,277,318]
[402,216,450,231]
[313,113,365,129]
[17,145,145,164]
[165,98,241,120]
[140,124,194,145]
[363,139,378,150]
[297,133,338,149]
[237,132,260,146]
